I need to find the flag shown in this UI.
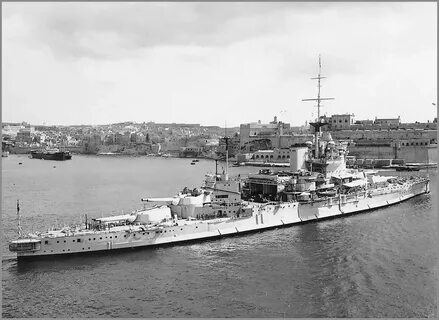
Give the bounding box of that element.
[16,200,20,214]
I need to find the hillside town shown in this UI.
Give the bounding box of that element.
[2,114,437,165]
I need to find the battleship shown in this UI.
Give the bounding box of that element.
[8,59,431,260]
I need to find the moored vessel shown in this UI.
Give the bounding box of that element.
[30,149,72,161]
[8,57,431,260]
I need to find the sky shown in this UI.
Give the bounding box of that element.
[2,2,437,127]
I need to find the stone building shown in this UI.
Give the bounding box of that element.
[374,116,401,125]
[327,114,355,130]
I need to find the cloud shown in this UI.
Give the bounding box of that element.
[2,2,342,60]
[2,2,436,126]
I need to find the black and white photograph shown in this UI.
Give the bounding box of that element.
[2,2,437,318]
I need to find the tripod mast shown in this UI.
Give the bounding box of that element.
[302,55,335,158]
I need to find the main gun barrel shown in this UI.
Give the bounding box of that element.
[141,197,175,202]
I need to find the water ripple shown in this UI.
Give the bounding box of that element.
[2,156,437,317]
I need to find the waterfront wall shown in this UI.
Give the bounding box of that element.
[348,146,395,160]
[428,145,438,163]
[331,129,437,144]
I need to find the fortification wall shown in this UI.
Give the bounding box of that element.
[348,146,395,159]
[348,145,436,163]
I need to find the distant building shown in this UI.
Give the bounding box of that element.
[218,135,240,157]
[180,146,203,157]
[327,114,355,130]
[355,119,374,125]
[114,132,130,146]
[83,134,102,153]
[104,133,115,145]
[239,116,290,151]
[16,129,32,144]
[374,116,401,125]
[135,133,147,144]
[253,148,291,163]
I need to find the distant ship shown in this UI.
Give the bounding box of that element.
[8,57,430,260]
[30,149,72,161]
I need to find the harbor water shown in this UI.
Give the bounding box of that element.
[2,155,437,317]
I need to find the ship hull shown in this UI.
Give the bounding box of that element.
[13,179,429,260]
[43,152,72,161]
[30,151,44,159]
[31,151,72,160]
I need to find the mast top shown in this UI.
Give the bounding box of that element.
[302,55,335,121]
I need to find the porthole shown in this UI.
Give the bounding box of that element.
[57,241,59,243]
[115,236,117,238]
[100,237,102,240]
[62,250,65,252]
[45,241,48,244]
[68,249,70,251]
[72,240,75,242]
[64,240,66,243]
[93,238,96,240]
[88,238,91,241]
[110,236,112,239]
[88,247,90,249]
